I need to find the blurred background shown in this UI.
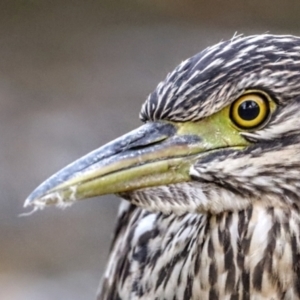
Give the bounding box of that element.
[1,1,300,299]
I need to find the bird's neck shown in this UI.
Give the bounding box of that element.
[196,204,300,299]
[110,203,300,299]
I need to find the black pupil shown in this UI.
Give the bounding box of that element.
[238,100,260,120]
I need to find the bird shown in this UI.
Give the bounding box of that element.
[25,34,300,299]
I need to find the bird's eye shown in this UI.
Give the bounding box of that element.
[230,93,270,129]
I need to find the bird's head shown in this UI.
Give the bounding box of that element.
[25,34,300,215]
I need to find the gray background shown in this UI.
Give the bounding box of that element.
[1,1,300,299]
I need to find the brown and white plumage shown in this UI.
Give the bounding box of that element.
[26,34,300,299]
[99,202,300,299]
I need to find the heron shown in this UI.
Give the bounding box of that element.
[25,34,300,299]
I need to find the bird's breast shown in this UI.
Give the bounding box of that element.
[98,201,300,300]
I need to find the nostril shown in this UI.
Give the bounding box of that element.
[127,122,176,150]
[129,137,168,151]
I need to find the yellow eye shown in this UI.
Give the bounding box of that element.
[230,93,270,129]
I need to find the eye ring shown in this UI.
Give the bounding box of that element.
[230,93,270,129]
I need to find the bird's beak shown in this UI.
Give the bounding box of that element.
[25,119,247,209]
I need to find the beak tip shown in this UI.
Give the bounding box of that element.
[24,195,33,208]
[24,190,76,210]
[24,180,63,209]
[24,200,29,208]
[22,194,53,216]
[24,194,40,208]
